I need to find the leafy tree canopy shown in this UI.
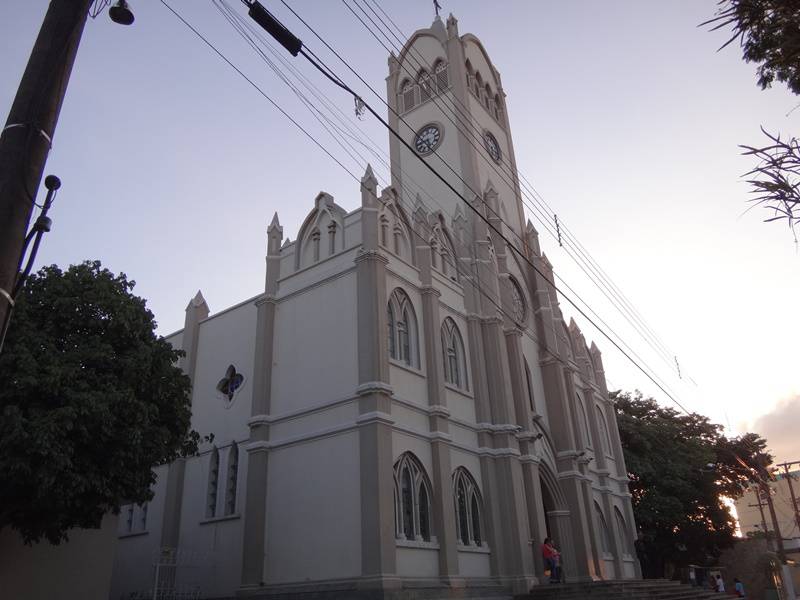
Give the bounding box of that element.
[0,261,201,544]
[705,0,800,95]
[613,391,771,572]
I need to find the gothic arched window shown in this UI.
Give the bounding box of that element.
[453,468,484,546]
[494,93,502,121]
[434,60,449,91]
[430,222,459,282]
[594,502,612,554]
[393,453,433,542]
[418,70,432,102]
[524,359,536,412]
[484,83,492,110]
[401,79,415,112]
[388,289,420,368]
[474,72,483,99]
[596,405,613,456]
[224,442,239,516]
[441,317,468,390]
[206,446,219,518]
[576,393,592,449]
[505,276,527,325]
[614,507,633,555]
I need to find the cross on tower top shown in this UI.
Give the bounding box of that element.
[433,0,441,18]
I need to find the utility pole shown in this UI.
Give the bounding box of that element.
[0,0,93,340]
[748,495,772,549]
[778,461,800,535]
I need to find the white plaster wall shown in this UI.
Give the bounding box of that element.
[396,546,439,577]
[109,464,169,599]
[449,421,479,449]
[265,432,361,583]
[164,331,182,351]
[389,364,428,405]
[190,301,256,447]
[391,401,430,434]
[278,248,359,298]
[457,550,491,577]
[269,400,359,442]
[271,271,358,414]
[174,445,247,598]
[446,388,477,424]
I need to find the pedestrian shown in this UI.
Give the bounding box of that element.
[734,577,745,597]
[715,574,725,593]
[541,537,561,583]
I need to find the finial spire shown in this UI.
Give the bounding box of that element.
[433,0,441,18]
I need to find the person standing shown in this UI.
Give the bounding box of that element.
[734,577,746,597]
[715,574,725,593]
[541,537,562,583]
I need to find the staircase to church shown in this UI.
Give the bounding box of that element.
[515,579,721,600]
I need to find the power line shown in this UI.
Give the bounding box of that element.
[351,0,689,382]
[271,0,693,412]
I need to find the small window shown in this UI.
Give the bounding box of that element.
[524,360,536,412]
[224,442,239,516]
[453,468,484,546]
[140,503,148,531]
[394,453,434,542]
[576,393,592,449]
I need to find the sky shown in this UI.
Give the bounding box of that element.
[1,1,797,463]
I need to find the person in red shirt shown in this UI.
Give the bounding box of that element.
[541,537,561,583]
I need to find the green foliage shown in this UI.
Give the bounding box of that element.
[0,261,199,545]
[613,391,771,570]
[705,0,800,95]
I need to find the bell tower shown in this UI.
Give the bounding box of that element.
[386,13,527,242]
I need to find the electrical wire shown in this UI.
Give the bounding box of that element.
[273,0,693,413]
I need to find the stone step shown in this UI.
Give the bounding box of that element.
[517,579,719,600]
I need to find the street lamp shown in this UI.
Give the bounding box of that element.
[109,1,135,25]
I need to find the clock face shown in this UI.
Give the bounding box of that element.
[414,124,442,155]
[483,130,502,163]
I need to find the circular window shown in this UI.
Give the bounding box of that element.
[508,277,526,325]
[414,123,443,155]
[483,130,502,163]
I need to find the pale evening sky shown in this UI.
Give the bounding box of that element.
[1,1,797,462]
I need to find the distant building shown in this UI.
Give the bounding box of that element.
[110,13,639,600]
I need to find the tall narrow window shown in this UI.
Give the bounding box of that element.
[596,405,612,456]
[394,453,433,542]
[387,289,419,368]
[524,360,536,412]
[576,394,592,449]
[595,502,611,554]
[453,468,484,547]
[207,446,219,518]
[614,508,632,555]
[125,504,134,533]
[327,221,337,256]
[441,317,468,390]
[434,60,449,91]
[418,70,432,102]
[380,216,389,247]
[225,442,239,515]
[401,79,415,112]
[140,503,148,531]
[311,228,320,262]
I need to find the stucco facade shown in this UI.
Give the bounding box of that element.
[110,14,639,600]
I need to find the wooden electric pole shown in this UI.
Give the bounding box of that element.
[0,0,93,343]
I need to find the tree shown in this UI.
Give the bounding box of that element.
[612,391,771,575]
[704,1,800,237]
[704,0,800,95]
[0,261,202,544]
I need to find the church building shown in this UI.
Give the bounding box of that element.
[110,12,640,600]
